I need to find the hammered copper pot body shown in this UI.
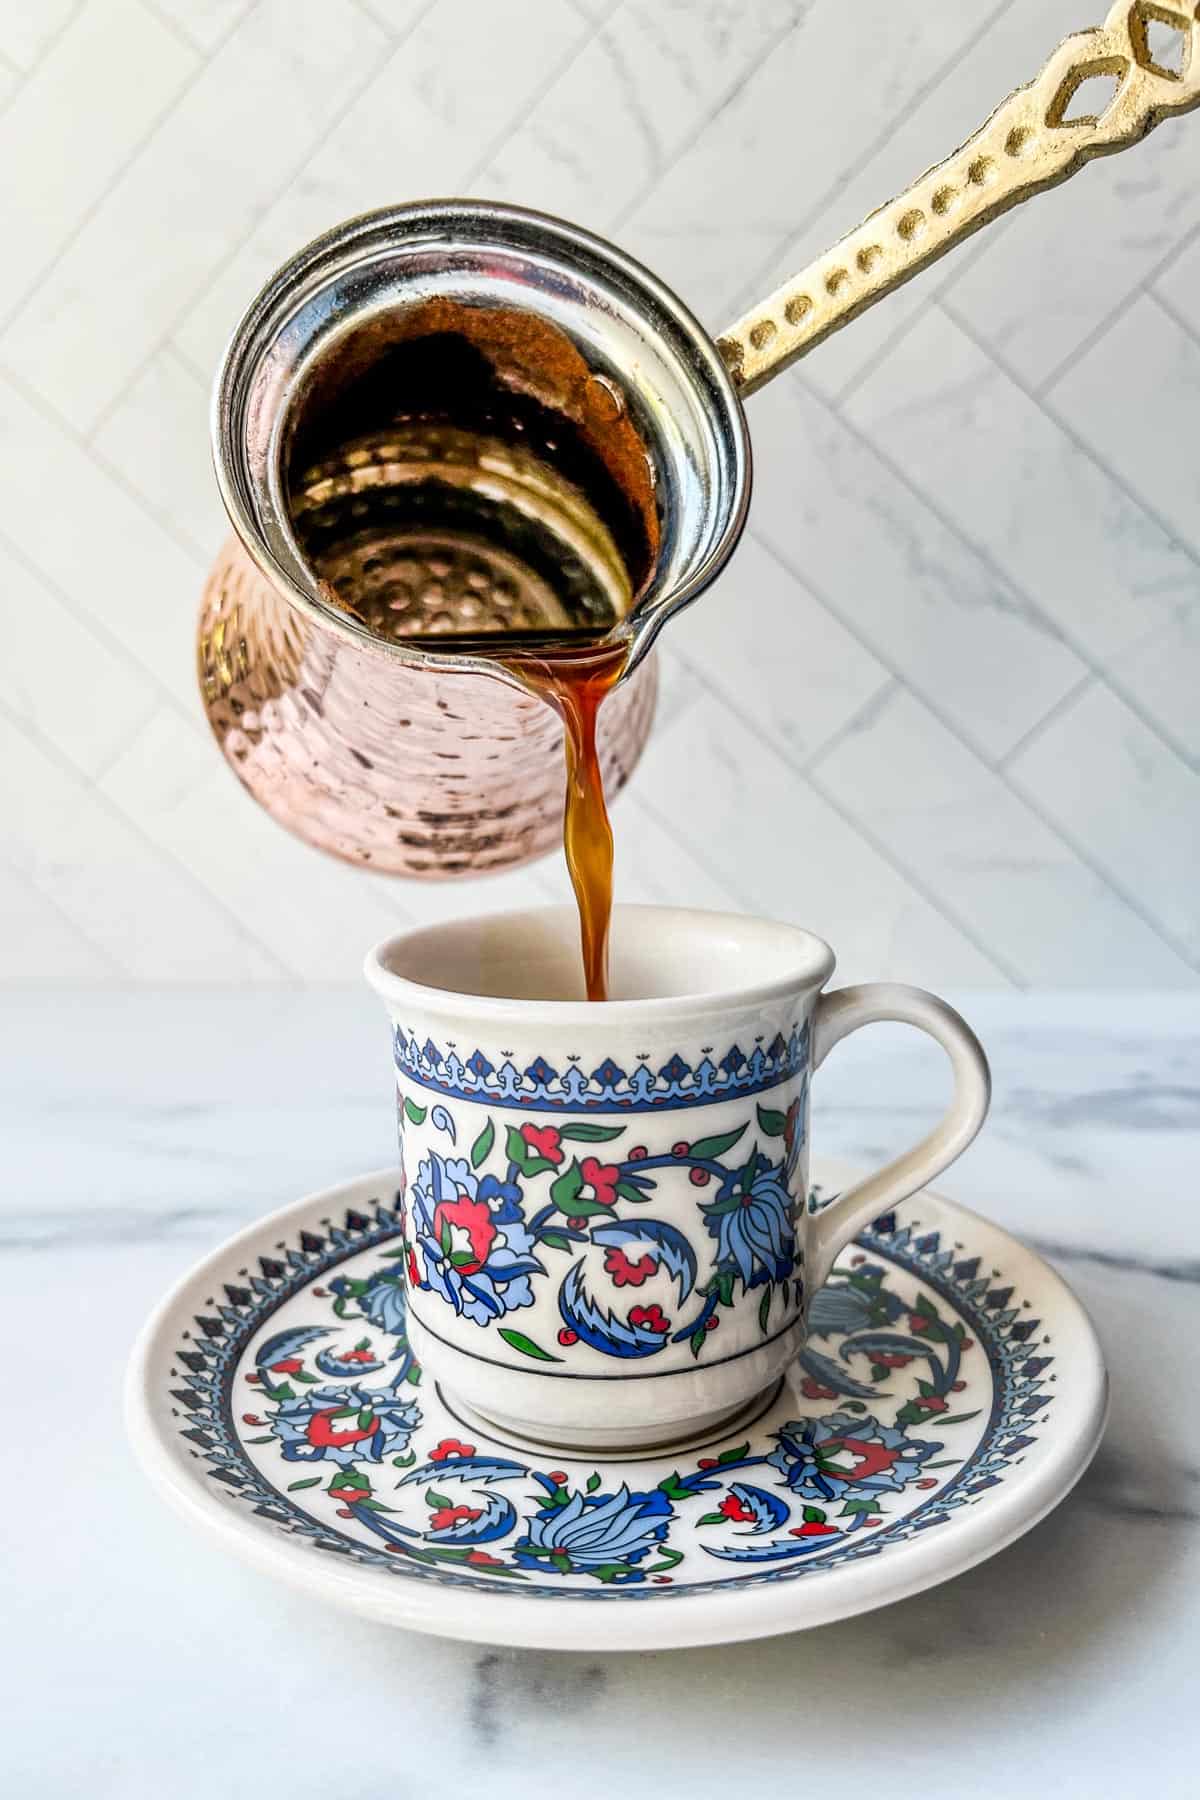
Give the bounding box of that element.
[198,539,658,879]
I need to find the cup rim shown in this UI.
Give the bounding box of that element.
[364,903,835,1025]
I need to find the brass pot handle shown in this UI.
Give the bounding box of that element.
[719,1,1200,395]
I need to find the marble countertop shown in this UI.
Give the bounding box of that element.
[7,989,1197,1797]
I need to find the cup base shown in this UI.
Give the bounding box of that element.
[439,1379,784,1457]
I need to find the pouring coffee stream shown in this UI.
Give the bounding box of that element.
[206,1,1200,999]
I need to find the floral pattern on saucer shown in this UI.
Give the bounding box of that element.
[165,1186,1057,1600]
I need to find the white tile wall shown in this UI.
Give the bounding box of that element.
[1,0,1198,987]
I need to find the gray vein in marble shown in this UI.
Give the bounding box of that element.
[3,1205,237,1250]
[1029,1234,1200,1287]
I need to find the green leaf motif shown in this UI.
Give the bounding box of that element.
[549,1159,585,1212]
[586,1473,601,1493]
[615,1179,652,1203]
[470,1117,495,1169]
[756,1104,788,1137]
[504,1124,555,1177]
[558,1121,626,1142]
[540,1229,573,1251]
[932,1411,980,1428]
[287,1477,321,1491]
[657,1473,692,1500]
[802,1504,827,1524]
[697,1511,726,1526]
[717,1441,749,1465]
[758,1286,772,1333]
[403,1096,427,1126]
[687,1123,748,1162]
[499,1326,562,1363]
[425,1489,451,1510]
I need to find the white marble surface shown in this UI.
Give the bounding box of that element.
[6,989,1199,1796]
[2,0,1199,988]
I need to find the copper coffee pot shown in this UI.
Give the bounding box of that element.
[200,0,1200,878]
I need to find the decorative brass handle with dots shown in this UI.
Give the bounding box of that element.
[719,0,1200,395]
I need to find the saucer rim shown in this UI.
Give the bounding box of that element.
[125,1159,1108,1651]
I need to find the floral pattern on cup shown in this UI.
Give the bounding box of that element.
[395,1094,808,1362]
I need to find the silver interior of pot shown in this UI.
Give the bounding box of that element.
[212,200,751,681]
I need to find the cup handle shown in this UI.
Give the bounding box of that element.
[807,984,991,1292]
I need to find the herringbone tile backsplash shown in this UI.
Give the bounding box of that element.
[2,0,1198,987]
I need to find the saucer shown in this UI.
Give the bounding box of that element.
[126,1158,1106,1651]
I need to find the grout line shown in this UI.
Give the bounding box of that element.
[348,0,410,40]
[627,783,759,915]
[605,0,808,237]
[0,694,295,979]
[995,673,1094,773]
[0,3,250,338]
[0,516,204,739]
[1037,217,1200,399]
[0,363,210,569]
[0,855,130,982]
[713,0,1015,327]
[164,336,208,383]
[82,1,419,445]
[1034,291,1200,572]
[802,675,903,776]
[830,226,1003,406]
[829,300,1200,774]
[804,759,1024,988]
[139,0,214,56]
[1147,282,1200,353]
[747,519,1200,975]
[664,635,1021,984]
[461,0,623,193]
[935,295,1200,626]
[1003,757,1200,971]
[0,0,84,86]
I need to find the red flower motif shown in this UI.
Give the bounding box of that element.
[820,1435,902,1480]
[580,1156,620,1207]
[270,1357,303,1374]
[604,1245,656,1287]
[801,1377,838,1400]
[429,1437,475,1461]
[629,1303,670,1334]
[784,1097,802,1151]
[698,1458,717,1470]
[339,1347,377,1364]
[432,1194,496,1275]
[333,1483,371,1505]
[429,1504,482,1530]
[305,1408,379,1450]
[688,1168,711,1187]
[521,1123,564,1165]
[719,1493,757,1523]
[908,1312,933,1333]
[557,1327,578,1346]
[790,1521,838,1538]
[466,1550,504,1567]
[671,1141,689,1157]
[916,1478,938,1490]
[914,1395,948,1412]
[406,1247,420,1288]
